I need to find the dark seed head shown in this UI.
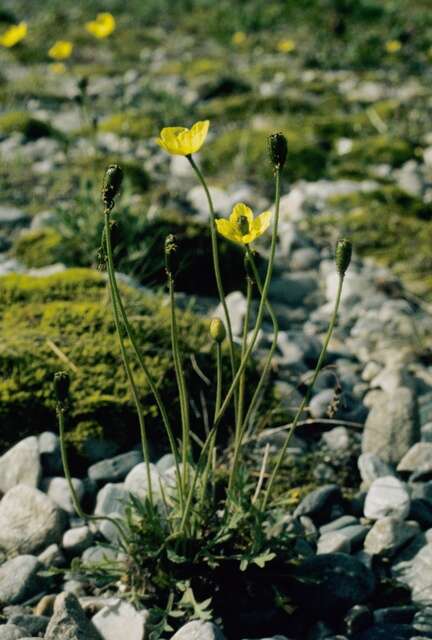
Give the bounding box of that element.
[268,132,288,171]
[165,234,178,277]
[335,238,352,277]
[102,165,123,210]
[54,371,70,404]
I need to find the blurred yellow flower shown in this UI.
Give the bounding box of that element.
[385,39,402,54]
[85,13,116,39]
[232,31,247,46]
[215,203,271,245]
[0,22,27,48]
[48,40,73,61]
[277,38,296,53]
[50,62,66,74]
[156,120,210,156]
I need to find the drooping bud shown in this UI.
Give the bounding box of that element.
[54,371,70,405]
[335,238,352,277]
[209,318,226,344]
[165,234,178,278]
[268,132,288,171]
[102,165,123,210]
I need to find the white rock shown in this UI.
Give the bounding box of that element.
[45,477,84,514]
[170,620,225,640]
[364,476,410,521]
[92,599,148,640]
[397,443,432,473]
[0,436,41,494]
[364,517,420,556]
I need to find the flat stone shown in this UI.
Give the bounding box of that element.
[269,273,317,307]
[88,451,142,484]
[398,443,432,473]
[124,463,162,502]
[320,515,358,535]
[91,600,148,640]
[293,485,342,524]
[317,532,351,554]
[364,517,420,556]
[364,477,410,521]
[396,543,432,606]
[62,527,93,554]
[0,437,41,494]
[38,432,62,475]
[45,592,103,640]
[362,387,419,465]
[212,291,247,336]
[38,543,65,568]
[170,620,226,640]
[95,483,128,517]
[0,555,45,604]
[7,614,49,636]
[0,485,67,554]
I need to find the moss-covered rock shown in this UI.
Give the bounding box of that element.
[0,268,220,458]
[13,228,63,268]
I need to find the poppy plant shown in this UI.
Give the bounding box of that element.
[215,203,271,245]
[156,120,210,156]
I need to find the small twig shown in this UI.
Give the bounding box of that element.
[46,339,79,373]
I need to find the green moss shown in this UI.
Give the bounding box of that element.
[0,111,63,141]
[337,134,414,172]
[98,112,155,139]
[13,228,63,268]
[0,268,263,459]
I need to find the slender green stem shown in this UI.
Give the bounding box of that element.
[215,342,223,421]
[236,276,252,439]
[104,212,154,507]
[102,218,183,507]
[242,247,279,434]
[260,274,345,510]
[213,168,282,429]
[187,155,238,416]
[57,407,127,543]
[168,273,191,492]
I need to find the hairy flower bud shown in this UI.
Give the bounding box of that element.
[209,318,226,344]
[54,371,70,404]
[102,164,123,210]
[268,132,288,170]
[165,234,178,278]
[335,238,352,277]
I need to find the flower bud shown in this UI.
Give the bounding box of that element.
[165,234,178,278]
[268,132,288,170]
[335,238,352,277]
[54,371,70,404]
[209,318,226,344]
[102,164,123,210]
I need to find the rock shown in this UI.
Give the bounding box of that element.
[170,620,226,640]
[7,614,49,636]
[373,606,416,624]
[337,524,370,548]
[291,553,375,615]
[309,389,335,419]
[409,498,432,528]
[344,605,373,636]
[0,626,28,639]
[362,387,419,465]
[44,477,84,515]
[317,532,351,554]
[187,185,230,218]
[413,607,432,635]
[364,477,410,521]
[357,453,394,489]
[0,205,29,228]
[95,483,128,518]
[322,427,351,451]
[34,594,56,616]
[62,527,93,555]
[212,291,247,336]
[320,515,358,534]
[269,273,317,307]
[81,546,117,565]
[0,437,41,494]
[397,543,432,606]
[397,443,432,473]
[290,247,320,270]
[352,623,414,640]
[293,485,342,524]
[91,600,148,640]
[45,592,103,640]
[38,543,65,568]
[0,556,44,604]
[364,517,420,556]
[38,432,62,475]
[88,451,142,484]
[156,453,176,474]
[124,463,162,502]
[0,485,67,554]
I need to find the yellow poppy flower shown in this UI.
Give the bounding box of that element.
[48,41,73,61]
[385,39,401,54]
[277,38,296,53]
[85,13,116,39]
[215,203,271,245]
[156,120,210,156]
[0,22,27,48]
[232,31,247,46]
